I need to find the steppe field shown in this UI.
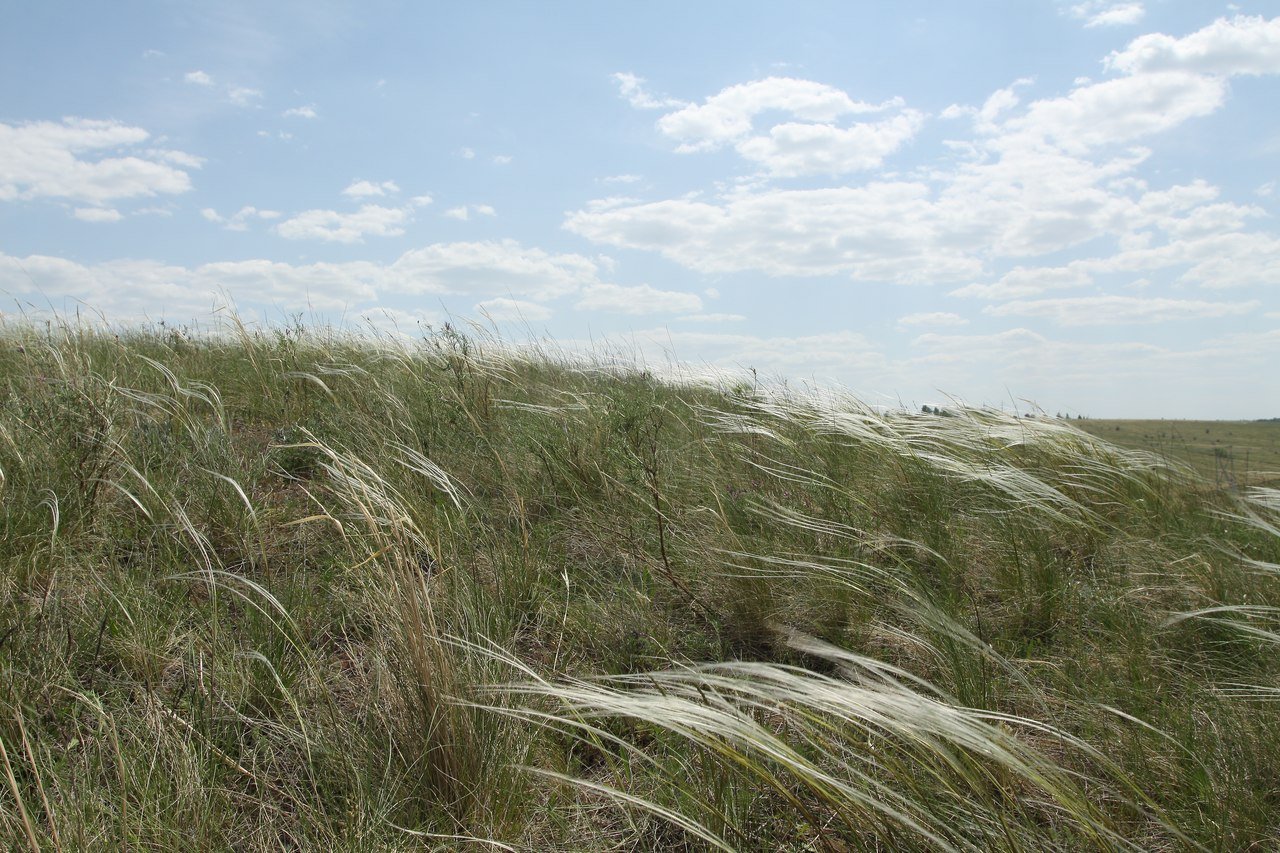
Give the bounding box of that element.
[2,324,1279,851]
[1077,419,1280,489]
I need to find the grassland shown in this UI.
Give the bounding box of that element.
[1077,419,1280,488]
[1,318,1279,851]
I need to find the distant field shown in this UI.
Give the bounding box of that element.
[1077,418,1280,487]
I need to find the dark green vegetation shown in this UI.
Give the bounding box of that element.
[1077,419,1280,489]
[2,319,1279,851]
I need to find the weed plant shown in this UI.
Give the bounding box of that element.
[1,314,1278,850]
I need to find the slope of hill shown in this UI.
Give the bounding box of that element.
[1,321,1278,850]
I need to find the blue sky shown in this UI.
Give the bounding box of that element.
[2,1,1279,417]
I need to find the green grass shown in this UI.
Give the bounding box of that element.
[1,315,1279,850]
[1077,418,1280,488]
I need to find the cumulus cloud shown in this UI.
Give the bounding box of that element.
[226,87,263,107]
[474,297,551,322]
[570,18,1280,296]
[574,283,702,315]
[645,76,919,176]
[590,328,888,379]
[0,251,379,317]
[277,204,414,243]
[0,240,625,320]
[953,229,1280,299]
[1069,2,1144,28]
[389,240,604,300]
[0,118,196,206]
[342,179,400,198]
[983,294,1259,325]
[677,313,746,323]
[1106,14,1280,76]
[201,205,282,232]
[896,312,969,329]
[612,72,686,110]
[566,184,982,283]
[184,70,214,86]
[905,325,1280,417]
[443,203,496,221]
[72,207,123,223]
[657,77,895,149]
[1001,70,1226,154]
[282,105,318,119]
[735,111,926,176]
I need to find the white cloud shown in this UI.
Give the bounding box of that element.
[1070,2,1144,28]
[574,283,702,315]
[735,111,926,176]
[954,229,1280,299]
[602,174,642,184]
[566,184,982,283]
[896,312,969,329]
[202,205,282,232]
[571,23,1280,292]
[593,328,887,378]
[342,179,400,198]
[1106,14,1280,76]
[474,297,552,323]
[444,203,496,221]
[227,87,263,107]
[388,240,607,300]
[612,72,686,110]
[1004,71,1225,155]
[677,313,746,323]
[951,265,1095,300]
[907,327,1280,407]
[147,148,205,169]
[459,147,475,159]
[277,204,413,243]
[282,105,318,119]
[356,306,441,336]
[0,118,196,206]
[657,77,895,150]
[0,240,620,318]
[984,294,1259,325]
[72,207,122,223]
[492,154,513,165]
[0,251,380,316]
[646,76,920,176]
[184,70,214,86]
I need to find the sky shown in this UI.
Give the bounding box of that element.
[2,2,1279,418]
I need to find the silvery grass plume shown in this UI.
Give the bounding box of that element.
[470,630,1189,852]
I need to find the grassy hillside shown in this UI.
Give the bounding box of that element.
[1077,418,1280,489]
[1,320,1279,851]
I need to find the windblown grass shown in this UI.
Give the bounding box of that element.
[1,314,1278,850]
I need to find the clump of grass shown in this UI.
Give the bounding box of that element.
[1,310,1278,850]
